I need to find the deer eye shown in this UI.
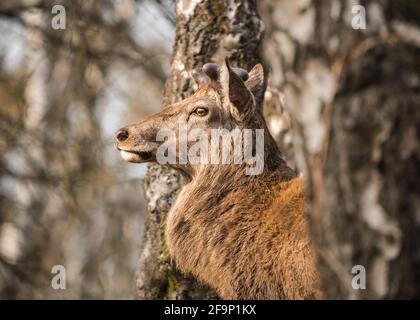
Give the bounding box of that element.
[194,107,208,117]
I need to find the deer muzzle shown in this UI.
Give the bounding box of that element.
[114,127,157,163]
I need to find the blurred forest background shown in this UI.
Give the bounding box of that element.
[1,0,419,299]
[0,0,174,298]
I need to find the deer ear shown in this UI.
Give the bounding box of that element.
[245,63,265,109]
[221,57,252,115]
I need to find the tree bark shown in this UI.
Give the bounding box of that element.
[136,0,264,299]
[261,0,420,298]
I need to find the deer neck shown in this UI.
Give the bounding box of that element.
[165,139,295,289]
[168,133,295,232]
[171,129,295,216]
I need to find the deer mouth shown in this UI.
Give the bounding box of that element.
[118,149,154,163]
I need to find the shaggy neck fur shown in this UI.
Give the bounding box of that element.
[166,134,323,299]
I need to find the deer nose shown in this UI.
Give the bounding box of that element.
[115,128,129,143]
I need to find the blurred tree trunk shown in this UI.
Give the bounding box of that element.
[261,0,420,298]
[136,0,264,299]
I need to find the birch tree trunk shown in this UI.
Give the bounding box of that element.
[261,0,420,299]
[136,0,264,299]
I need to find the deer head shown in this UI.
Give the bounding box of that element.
[114,58,281,179]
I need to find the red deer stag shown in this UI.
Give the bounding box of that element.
[115,58,324,299]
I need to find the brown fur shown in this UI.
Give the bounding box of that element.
[115,59,324,299]
[167,170,323,299]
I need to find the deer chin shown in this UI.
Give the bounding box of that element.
[119,149,154,163]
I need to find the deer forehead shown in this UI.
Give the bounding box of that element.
[169,87,221,111]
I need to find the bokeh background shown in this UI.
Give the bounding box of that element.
[0,0,175,299]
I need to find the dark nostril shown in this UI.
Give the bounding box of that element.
[115,128,129,142]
